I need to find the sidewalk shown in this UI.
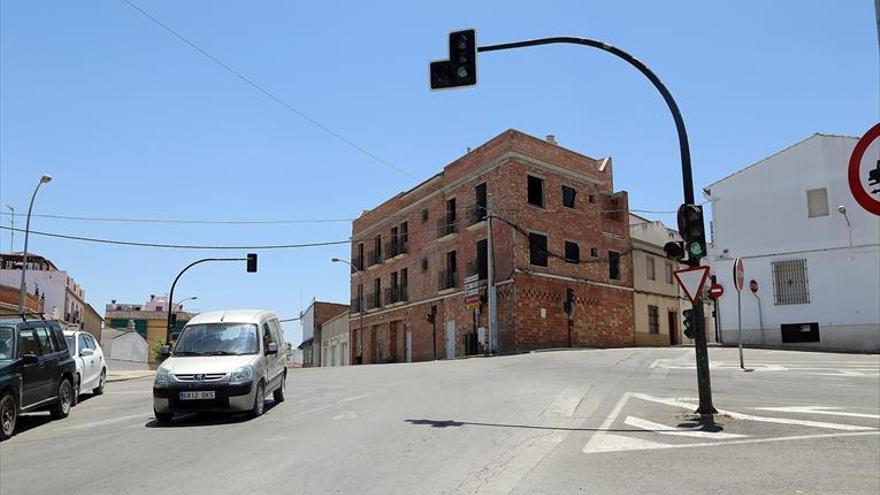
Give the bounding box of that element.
[107,369,155,383]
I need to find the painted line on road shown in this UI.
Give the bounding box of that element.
[623,416,748,440]
[581,392,633,454]
[343,393,371,402]
[584,431,880,454]
[60,413,147,431]
[649,367,670,379]
[543,387,588,417]
[754,406,880,420]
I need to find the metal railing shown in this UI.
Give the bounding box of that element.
[367,249,382,266]
[383,285,409,304]
[437,269,458,291]
[367,291,382,309]
[385,238,409,259]
[437,217,458,238]
[466,204,488,225]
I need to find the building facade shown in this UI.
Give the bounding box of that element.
[0,283,43,315]
[104,295,196,362]
[0,253,85,325]
[81,303,103,340]
[321,310,350,367]
[705,133,879,352]
[347,129,634,364]
[299,300,350,367]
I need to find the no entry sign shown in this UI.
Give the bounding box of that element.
[848,123,880,216]
[733,258,745,292]
[749,279,759,294]
[708,283,724,300]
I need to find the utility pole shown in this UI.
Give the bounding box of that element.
[486,197,496,354]
[4,205,13,253]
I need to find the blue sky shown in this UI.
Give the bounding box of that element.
[1,1,876,343]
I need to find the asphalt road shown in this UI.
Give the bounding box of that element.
[1,347,878,495]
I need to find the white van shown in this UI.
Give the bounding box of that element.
[152,310,287,423]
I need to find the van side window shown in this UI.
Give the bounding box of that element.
[262,323,274,352]
[269,319,283,348]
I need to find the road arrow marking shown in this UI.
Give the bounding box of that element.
[754,406,880,420]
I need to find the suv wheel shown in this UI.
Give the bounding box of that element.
[0,392,16,441]
[49,378,73,419]
[273,373,286,403]
[93,369,106,395]
[251,381,265,418]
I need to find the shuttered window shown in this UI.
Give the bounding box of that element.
[806,188,829,217]
[772,259,810,305]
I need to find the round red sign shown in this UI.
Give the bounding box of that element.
[749,279,758,294]
[708,283,724,300]
[848,123,880,216]
[733,258,744,291]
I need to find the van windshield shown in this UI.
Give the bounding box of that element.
[173,323,259,356]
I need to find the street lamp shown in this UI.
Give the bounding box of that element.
[18,174,52,316]
[4,204,13,253]
[176,296,198,308]
[838,205,853,249]
[332,257,365,364]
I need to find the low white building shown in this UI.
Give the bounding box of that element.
[704,133,879,352]
[321,310,350,366]
[0,253,86,326]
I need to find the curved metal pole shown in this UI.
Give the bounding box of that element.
[477,36,715,414]
[165,257,243,344]
[18,182,46,315]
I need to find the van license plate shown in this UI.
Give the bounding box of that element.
[179,391,215,400]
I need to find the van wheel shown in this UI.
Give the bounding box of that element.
[273,373,286,403]
[251,381,265,418]
[154,410,173,424]
[0,392,17,441]
[93,369,106,395]
[72,375,80,407]
[49,378,72,419]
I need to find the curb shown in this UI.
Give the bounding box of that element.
[107,372,155,383]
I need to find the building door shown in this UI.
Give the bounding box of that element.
[389,321,398,362]
[668,311,679,346]
[405,329,413,363]
[445,320,456,359]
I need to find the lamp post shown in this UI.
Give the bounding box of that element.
[18,174,52,316]
[4,204,13,253]
[332,257,365,365]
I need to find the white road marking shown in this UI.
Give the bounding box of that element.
[754,406,880,420]
[632,394,877,431]
[583,431,880,454]
[332,411,358,420]
[343,393,371,402]
[61,413,147,430]
[623,416,748,439]
[581,392,633,454]
[649,367,670,379]
[543,387,587,417]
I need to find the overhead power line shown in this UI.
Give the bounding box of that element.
[120,0,419,182]
[0,211,355,225]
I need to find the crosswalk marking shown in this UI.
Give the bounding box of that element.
[754,406,880,420]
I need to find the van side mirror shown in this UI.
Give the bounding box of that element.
[159,345,172,357]
[80,348,94,357]
[266,342,278,355]
[22,353,38,365]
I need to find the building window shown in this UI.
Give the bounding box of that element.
[356,284,363,312]
[590,247,598,258]
[421,209,429,223]
[806,188,829,217]
[356,243,364,270]
[665,262,674,284]
[609,251,621,280]
[475,182,487,221]
[440,251,458,290]
[527,175,544,207]
[421,257,429,272]
[562,185,577,208]
[373,278,382,308]
[564,241,580,264]
[400,222,408,248]
[476,239,488,279]
[772,259,810,305]
[156,306,164,312]
[529,232,548,267]
[646,257,655,281]
[588,194,596,204]
[648,305,660,334]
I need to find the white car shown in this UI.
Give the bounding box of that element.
[63,331,107,405]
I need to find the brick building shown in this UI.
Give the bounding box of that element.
[347,129,634,364]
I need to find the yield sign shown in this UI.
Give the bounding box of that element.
[674,265,711,304]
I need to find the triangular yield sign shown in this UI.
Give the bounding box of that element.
[674,265,711,303]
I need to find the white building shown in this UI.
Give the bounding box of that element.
[321,310,350,366]
[0,253,86,326]
[704,133,880,352]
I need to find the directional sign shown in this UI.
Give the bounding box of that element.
[673,265,711,304]
[464,274,481,310]
[733,258,745,292]
[708,283,724,300]
[848,123,880,216]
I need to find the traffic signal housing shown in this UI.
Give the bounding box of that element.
[246,253,258,273]
[663,241,686,261]
[683,309,695,339]
[677,204,707,260]
[430,29,477,90]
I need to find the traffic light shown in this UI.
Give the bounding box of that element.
[430,29,477,90]
[563,288,575,318]
[663,241,686,261]
[677,204,707,259]
[246,253,258,273]
[683,309,695,339]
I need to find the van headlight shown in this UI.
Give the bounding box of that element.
[155,367,171,385]
[230,365,254,384]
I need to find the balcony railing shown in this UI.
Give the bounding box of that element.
[367,249,382,266]
[383,285,409,304]
[351,297,363,313]
[437,269,458,291]
[384,238,409,259]
[352,256,364,271]
[367,291,382,309]
[466,204,488,226]
[437,217,458,238]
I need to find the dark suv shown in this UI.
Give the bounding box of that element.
[0,318,77,441]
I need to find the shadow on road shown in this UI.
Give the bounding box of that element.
[144,400,281,428]
[405,418,730,433]
[12,412,54,436]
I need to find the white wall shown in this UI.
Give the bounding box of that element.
[0,268,84,322]
[706,134,880,352]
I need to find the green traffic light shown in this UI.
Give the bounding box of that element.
[456,66,469,78]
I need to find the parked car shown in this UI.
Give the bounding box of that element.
[0,318,77,441]
[152,310,287,423]
[63,330,107,405]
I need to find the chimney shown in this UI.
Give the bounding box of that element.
[150,294,155,301]
[111,299,116,305]
[545,134,557,145]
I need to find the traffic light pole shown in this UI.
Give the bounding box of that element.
[476,36,717,415]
